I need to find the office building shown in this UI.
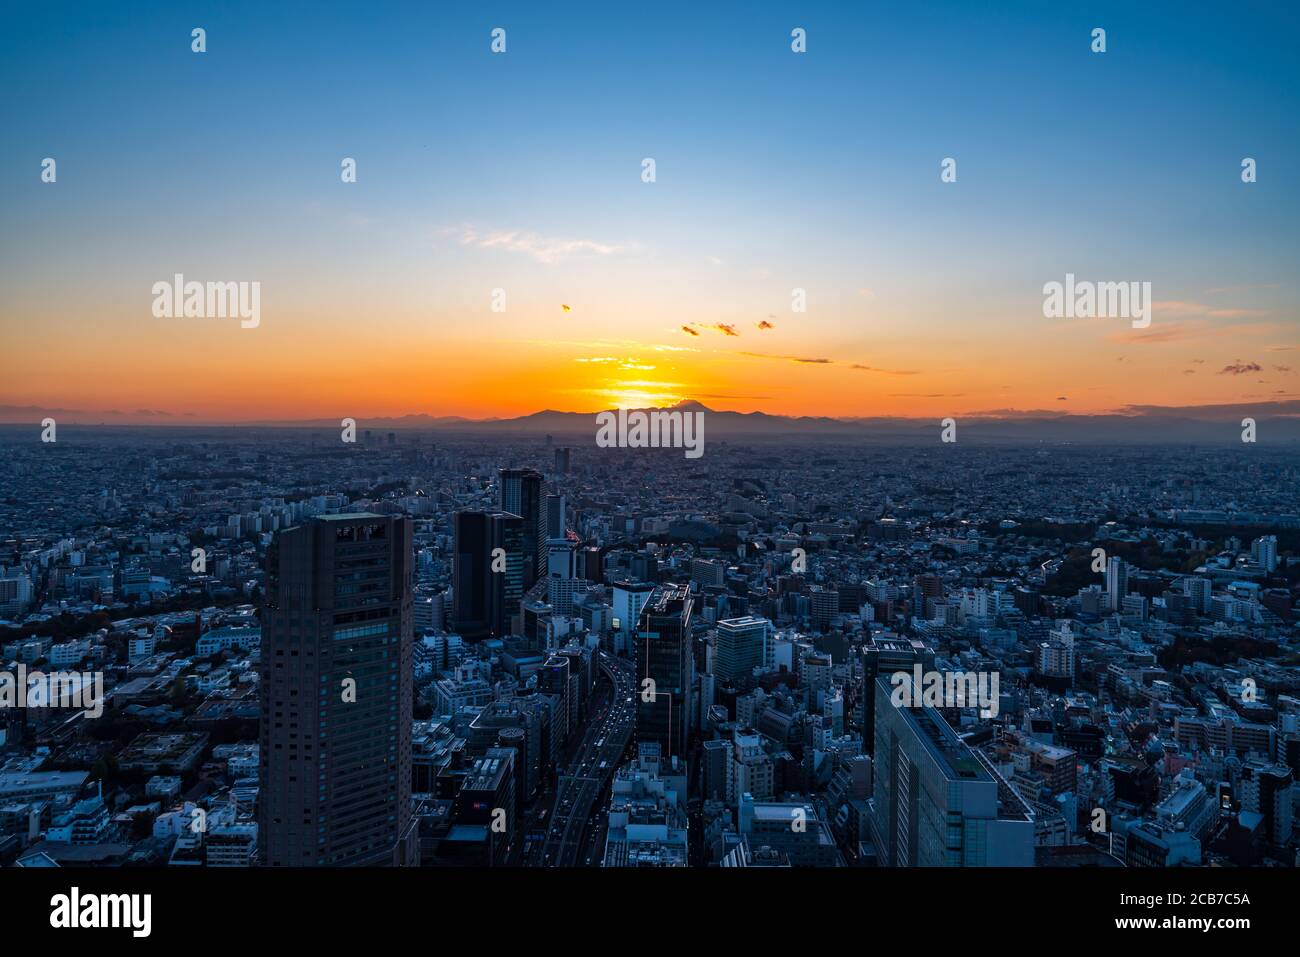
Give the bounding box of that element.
[713,616,770,683]
[869,674,1033,866]
[635,585,694,759]
[1106,556,1129,613]
[452,510,524,640]
[498,468,547,587]
[260,513,416,866]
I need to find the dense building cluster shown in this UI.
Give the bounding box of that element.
[1,427,1298,867]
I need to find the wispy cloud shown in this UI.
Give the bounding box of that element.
[1154,300,1270,320]
[1220,361,1262,375]
[889,393,965,398]
[740,351,831,364]
[736,352,919,375]
[1111,319,1280,345]
[441,224,628,263]
[850,363,920,376]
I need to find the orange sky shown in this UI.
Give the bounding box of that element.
[4,296,1296,423]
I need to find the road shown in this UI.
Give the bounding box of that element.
[528,652,636,866]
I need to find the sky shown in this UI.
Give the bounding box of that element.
[1,0,1298,423]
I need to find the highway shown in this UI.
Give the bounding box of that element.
[528,651,636,866]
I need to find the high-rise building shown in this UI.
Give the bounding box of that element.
[547,538,577,581]
[451,748,517,867]
[498,468,547,587]
[452,511,524,640]
[860,636,934,746]
[713,616,770,682]
[553,446,571,476]
[809,587,839,631]
[635,585,694,759]
[1251,535,1278,572]
[1037,622,1076,679]
[1106,556,1129,613]
[260,513,416,866]
[690,558,725,588]
[1181,575,1212,615]
[578,546,604,584]
[546,493,566,540]
[1239,761,1294,846]
[612,580,654,635]
[869,674,1033,866]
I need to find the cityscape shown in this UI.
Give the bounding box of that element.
[1,0,1298,937]
[1,423,1297,871]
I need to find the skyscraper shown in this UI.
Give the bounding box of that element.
[546,492,566,540]
[635,584,694,759]
[452,510,524,640]
[1106,556,1129,613]
[260,513,416,866]
[712,616,770,683]
[869,674,1033,866]
[498,468,547,588]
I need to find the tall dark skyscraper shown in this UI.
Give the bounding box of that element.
[553,446,571,475]
[452,510,524,640]
[635,584,694,759]
[498,467,546,588]
[545,492,566,540]
[260,513,417,866]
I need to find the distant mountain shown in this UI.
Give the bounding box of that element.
[249,400,1300,445]
[3,400,1297,444]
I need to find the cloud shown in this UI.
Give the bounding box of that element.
[1111,319,1280,345]
[444,225,627,263]
[681,322,740,337]
[1153,300,1270,320]
[1219,361,1262,375]
[756,320,774,330]
[1115,399,1300,419]
[739,351,831,364]
[965,408,1070,419]
[850,364,920,376]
